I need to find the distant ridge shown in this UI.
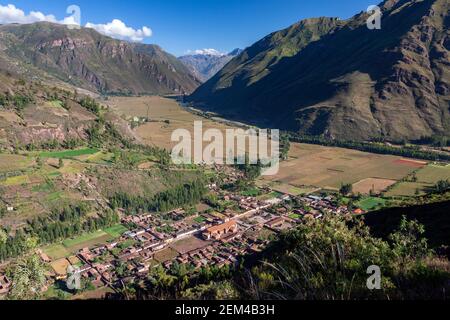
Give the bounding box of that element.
[189,0,450,142]
[0,22,201,95]
[179,48,243,82]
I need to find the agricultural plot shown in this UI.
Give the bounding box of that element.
[385,182,426,197]
[352,178,397,195]
[107,96,249,154]
[58,160,88,175]
[0,150,102,226]
[50,258,71,277]
[43,244,70,260]
[416,165,450,184]
[39,148,99,159]
[385,164,450,197]
[0,154,34,172]
[62,230,113,253]
[261,143,423,190]
[356,197,386,211]
[0,174,30,186]
[154,247,179,263]
[109,97,428,195]
[104,224,129,238]
[257,191,283,201]
[194,216,206,224]
[48,100,64,108]
[81,151,114,164]
[269,182,319,196]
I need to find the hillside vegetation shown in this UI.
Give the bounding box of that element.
[0,22,201,95]
[190,0,450,142]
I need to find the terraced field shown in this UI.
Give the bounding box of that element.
[39,148,99,159]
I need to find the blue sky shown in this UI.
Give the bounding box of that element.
[1,0,376,56]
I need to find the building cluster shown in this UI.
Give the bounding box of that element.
[0,185,352,297]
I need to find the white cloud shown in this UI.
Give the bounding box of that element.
[0,4,152,43]
[85,19,152,42]
[0,4,57,24]
[187,49,226,56]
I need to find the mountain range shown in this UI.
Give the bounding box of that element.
[190,0,449,142]
[0,0,448,142]
[178,49,243,82]
[0,22,201,95]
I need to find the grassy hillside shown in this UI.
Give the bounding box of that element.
[365,199,450,250]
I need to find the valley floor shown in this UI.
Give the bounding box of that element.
[1,95,449,300]
[107,95,450,199]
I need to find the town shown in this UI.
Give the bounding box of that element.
[0,174,353,297]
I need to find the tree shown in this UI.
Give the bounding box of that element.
[181,281,239,300]
[339,183,353,196]
[8,237,46,300]
[434,180,449,193]
[389,216,429,265]
[280,135,290,161]
[36,156,43,169]
[241,215,446,300]
[58,158,64,169]
[0,229,7,245]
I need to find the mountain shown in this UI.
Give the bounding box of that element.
[189,0,450,142]
[0,22,201,95]
[179,49,243,82]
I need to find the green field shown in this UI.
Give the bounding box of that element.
[83,152,114,164]
[39,148,99,159]
[46,191,65,202]
[385,165,450,197]
[194,216,206,224]
[241,187,261,197]
[416,165,450,184]
[49,100,64,108]
[356,197,386,211]
[385,182,426,197]
[63,230,112,252]
[43,244,71,260]
[0,174,30,186]
[104,224,129,238]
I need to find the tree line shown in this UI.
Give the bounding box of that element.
[110,179,207,215]
[285,133,450,161]
[0,204,119,262]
